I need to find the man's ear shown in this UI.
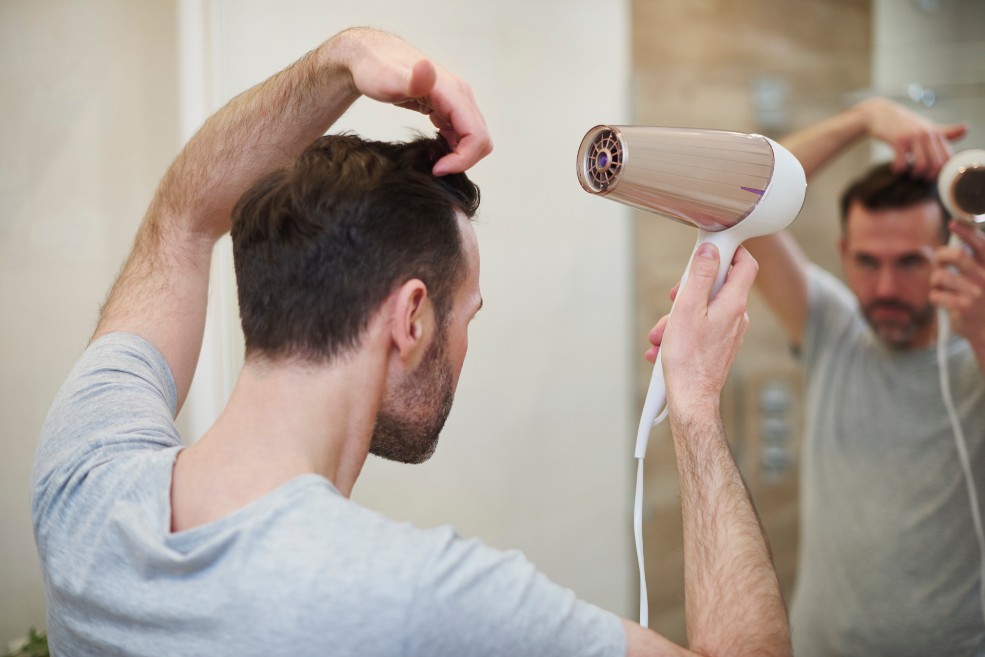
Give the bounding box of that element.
[391,279,435,369]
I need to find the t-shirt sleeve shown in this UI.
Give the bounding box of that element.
[31,332,181,545]
[802,264,862,371]
[405,528,626,657]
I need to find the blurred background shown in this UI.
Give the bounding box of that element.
[1,0,983,647]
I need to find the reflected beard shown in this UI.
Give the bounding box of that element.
[370,330,455,464]
[862,299,935,350]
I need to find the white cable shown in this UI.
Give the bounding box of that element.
[634,457,648,627]
[937,308,985,629]
[634,401,670,628]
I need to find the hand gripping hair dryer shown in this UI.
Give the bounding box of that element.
[576,126,807,459]
[576,126,806,628]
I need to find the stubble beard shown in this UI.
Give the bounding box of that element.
[369,329,455,464]
[862,299,935,350]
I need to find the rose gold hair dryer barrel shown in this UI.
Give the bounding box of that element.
[576,126,806,458]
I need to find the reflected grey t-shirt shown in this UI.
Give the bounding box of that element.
[791,266,985,657]
[32,333,625,657]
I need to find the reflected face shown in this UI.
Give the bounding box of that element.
[840,200,945,350]
[369,213,483,464]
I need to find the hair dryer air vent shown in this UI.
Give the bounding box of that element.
[583,128,624,192]
[939,150,985,222]
[954,170,985,216]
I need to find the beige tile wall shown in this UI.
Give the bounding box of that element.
[630,0,873,644]
[0,0,180,644]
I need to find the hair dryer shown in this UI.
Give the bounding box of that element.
[576,125,806,628]
[576,126,807,458]
[939,149,985,224]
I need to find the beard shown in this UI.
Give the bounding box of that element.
[369,328,455,464]
[862,298,935,350]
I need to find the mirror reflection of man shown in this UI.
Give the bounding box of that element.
[746,98,985,656]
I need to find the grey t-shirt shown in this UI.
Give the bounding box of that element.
[32,333,625,657]
[791,266,985,657]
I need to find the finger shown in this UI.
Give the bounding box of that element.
[950,221,985,264]
[908,137,931,178]
[426,82,492,175]
[925,132,954,179]
[674,243,720,313]
[929,286,971,315]
[944,123,969,142]
[668,281,681,302]
[432,128,493,176]
[931,265,970,293]
[891,138,912,174]
[648,315,670,347]
[934,247,963,273]
[712,247,759,306]
[645,316,669,364]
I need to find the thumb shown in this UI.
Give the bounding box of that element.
[406,59,437,99]
[677,243,720,311]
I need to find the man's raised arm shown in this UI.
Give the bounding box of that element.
[629,246,790,657]
[93,27,492,412]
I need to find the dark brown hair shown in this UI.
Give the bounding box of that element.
[231,133,480,363]
[839,162,949,241]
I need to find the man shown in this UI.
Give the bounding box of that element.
[32,27,789,656]
[744,97,985,655]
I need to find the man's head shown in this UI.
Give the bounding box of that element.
[838,162,949,350]
[231,133,481,461]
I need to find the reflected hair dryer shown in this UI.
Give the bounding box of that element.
[576,126,807,458]
[939,149,985,224]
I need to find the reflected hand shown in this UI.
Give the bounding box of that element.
[932,220,985,349]
[856,97,966,178]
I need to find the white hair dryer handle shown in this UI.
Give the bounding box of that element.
[633,229,743,459]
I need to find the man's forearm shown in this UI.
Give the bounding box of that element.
[672,410,790,657]
[93,33,361,410]
[780,103,866,180]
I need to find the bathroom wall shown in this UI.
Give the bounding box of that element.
[872,0,985,149]
[0,0,180,643]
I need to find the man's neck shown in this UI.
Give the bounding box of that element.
[170,345,388,532]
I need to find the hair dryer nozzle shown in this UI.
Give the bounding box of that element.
[576,125,789,232]
[939,150,985,223]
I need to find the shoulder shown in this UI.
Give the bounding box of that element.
[806,265,857,318]
[33,333,182,535]
[268,485,624,656]
[804,265,863,340]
